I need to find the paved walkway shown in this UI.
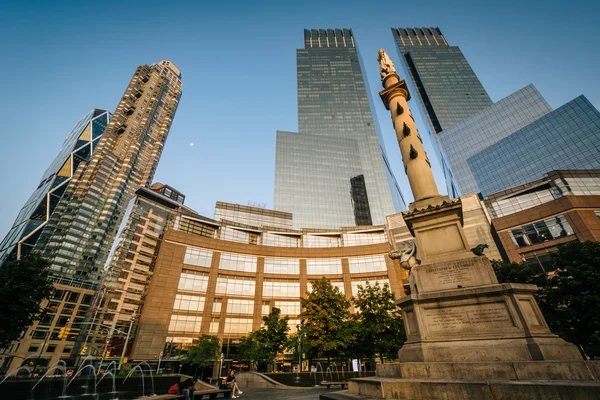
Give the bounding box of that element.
[226,387,332,400]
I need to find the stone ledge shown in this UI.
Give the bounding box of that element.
[347,377,600,400]
[377,361,599,381]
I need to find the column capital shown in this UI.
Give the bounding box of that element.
[379,76,411,108]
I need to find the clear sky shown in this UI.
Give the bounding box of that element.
[0,0,598,238]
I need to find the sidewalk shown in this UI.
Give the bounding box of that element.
[227,387,332,400]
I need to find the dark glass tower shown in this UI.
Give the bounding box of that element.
[275,29,405,229]
[391,27,493,197]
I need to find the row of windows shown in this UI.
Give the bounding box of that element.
[219,253,257,273]
[264,258,299,274]
[183,248,212,267]
[306,258,342,275]
[508,215,574,247]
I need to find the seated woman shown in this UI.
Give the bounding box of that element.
[226,370,243,398]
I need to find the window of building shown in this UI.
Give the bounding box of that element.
[168,315,202,334]
[508,215,575,248]
[262,233,300,247]
[213,299,222,314]
[81,294,93,305]
[264,258,299,274]
[227,299,254,314]
[351,279,390,296]
[287,319,301,334]
[224,318,253,335]
[183,247,213,267]
[263,281,300,298]
[46,345,57,353]
[28,344,40,352]
[32,330,49,340]
[38,314,54,326]
[307,281,344,294]
[219,253,257,273]
[594,210,600,218]
[306,259,342,275]
[303,234,341,248]
[66,292,80,303]
[348,255,387,273]
[52,290,65,300]
[261,302,271,315]
[61,304,75,315]
[63,347,72,354]
[46,301,60,313]
[56,316,70,327]
[178,271,209,293]
[343,231,386,246]
[209,318,220,334]
[274,301,300,316]
[215,277,256,296]
[173,294,205,312]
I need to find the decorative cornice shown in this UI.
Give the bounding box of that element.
[379,77,411,109]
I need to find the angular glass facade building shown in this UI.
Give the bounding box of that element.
[391,27,493,197]
[438,85,552,196]
[275,29,405,229]
[467,96,600,197]
[0,109,111,265]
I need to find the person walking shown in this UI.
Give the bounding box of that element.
[226,370,243,398]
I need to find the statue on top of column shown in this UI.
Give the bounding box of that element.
[377,49,396,80]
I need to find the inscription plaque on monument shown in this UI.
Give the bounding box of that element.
[417,257,497,292]
[424,302,513,335]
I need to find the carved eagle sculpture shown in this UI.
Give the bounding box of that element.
[389,240,421,270]
[470,243,489,256]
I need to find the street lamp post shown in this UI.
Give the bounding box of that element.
[118,311,136,371]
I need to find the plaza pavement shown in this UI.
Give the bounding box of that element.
[224,387,332,400]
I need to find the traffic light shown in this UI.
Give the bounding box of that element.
[104,351,110,359]
[80,346,88,356]
[58,327,70,339]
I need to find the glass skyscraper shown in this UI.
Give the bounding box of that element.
[391,27,493,197]
[0,109,111,265]
[26,60,182,283]
[439,85,552,196]
[467,96,600,197]
[275,29,405,229]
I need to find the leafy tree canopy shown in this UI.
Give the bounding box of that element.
[353,282,405,362]
[299,278,355,360]
[183,334,221,369]
[544,241,600,356]
[493,241,600,358]
[492,260,547,286]
[0,253,53,349]
[238,308,289,371]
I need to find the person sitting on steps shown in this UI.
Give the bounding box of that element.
[226,370,243,398]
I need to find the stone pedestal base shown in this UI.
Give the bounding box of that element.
[398,282,581,362]
[318,361,600,400]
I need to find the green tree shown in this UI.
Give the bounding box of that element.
[237,331,268,371]
[492,260,547,286]
[0,253,53,349]
[543,241,600,357]
[491,241,600,358]
[183,334,221,378]
[353,282,405,363]
[299,278,355,362]
[238,308,289,371]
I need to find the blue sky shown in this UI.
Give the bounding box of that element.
[0,0,598,237]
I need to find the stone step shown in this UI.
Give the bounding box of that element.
[377,360,600,381]
[346,377,600,400]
